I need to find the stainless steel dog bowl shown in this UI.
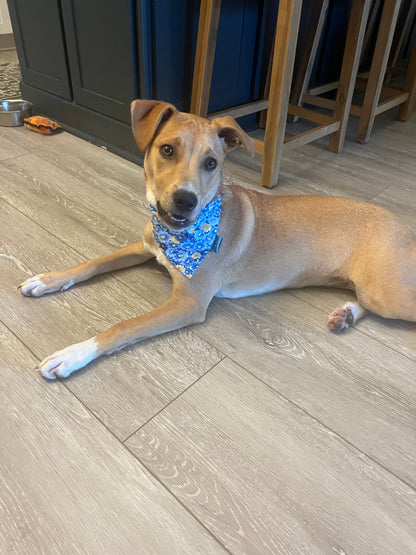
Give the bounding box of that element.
[0,100,33,127]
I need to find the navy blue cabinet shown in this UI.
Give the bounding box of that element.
[8,0,362,161]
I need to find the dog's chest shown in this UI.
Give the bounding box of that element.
[143,234,174,269]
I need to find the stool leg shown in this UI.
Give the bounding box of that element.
[190,0,222,117]
[289,0,329,123]
[258,35,274,129]
[398,42,416,122]
[361,0,382,61]
[356,0,401,143]
[385,0,415,83]
[329,0,372,153]
[262,0,302,188]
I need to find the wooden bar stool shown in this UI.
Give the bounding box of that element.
[190,0,372,187]
[356,0,401,142]
[398,42,416,122]
[385,0,416,122]
[299,0,415,145]
[385,0,416,83]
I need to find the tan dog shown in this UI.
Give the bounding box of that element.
[19,100,416,379]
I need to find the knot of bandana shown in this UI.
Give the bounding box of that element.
[149,194,222,278]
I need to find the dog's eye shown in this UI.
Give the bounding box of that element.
[205,157,217,171]
[160,144,174,157]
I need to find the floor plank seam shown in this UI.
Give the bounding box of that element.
[121,356,226,443]
[366,183,396,203]
[220,355,416,492]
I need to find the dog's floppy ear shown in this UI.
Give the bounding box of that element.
[211,116,255,158]
[131,99,177,151]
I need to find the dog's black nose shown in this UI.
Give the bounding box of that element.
[173,190,198,212]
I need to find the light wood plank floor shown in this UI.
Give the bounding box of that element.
[1,72,415,553]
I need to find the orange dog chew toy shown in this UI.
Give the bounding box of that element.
[24,116,62,135]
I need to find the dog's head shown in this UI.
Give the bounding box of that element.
[131,99,254,230]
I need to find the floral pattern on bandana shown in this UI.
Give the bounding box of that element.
[150,194,222,278]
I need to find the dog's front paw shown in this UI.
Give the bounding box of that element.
[328,307,354,332]
[36,338,97,379]
[18,274,49,297]
[18,272,74,297]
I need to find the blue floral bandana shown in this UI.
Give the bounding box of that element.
[149,194,222,278]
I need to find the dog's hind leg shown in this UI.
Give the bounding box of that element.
[352,243,416,324]
[328,301,370,332]
[18,241,153,297]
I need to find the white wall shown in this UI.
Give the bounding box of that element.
[0,0,13,35]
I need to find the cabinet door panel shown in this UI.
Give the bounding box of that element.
[7,0,72,99]
[61,0,136,123]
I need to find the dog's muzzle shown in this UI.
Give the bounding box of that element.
[157,190,198,229]
[173,190,198,212]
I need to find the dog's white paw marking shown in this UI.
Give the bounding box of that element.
[18,274,48,297]
[328,301,366,332]
[19,274,75,296]
[36,338,97,379]
[328,307,354,332]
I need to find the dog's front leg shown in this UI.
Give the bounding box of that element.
[19,241,153,297]
[36,290,208,380]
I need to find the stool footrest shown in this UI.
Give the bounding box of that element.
[284,122,340,151]
[209,100,269,120]
[287,104,337,125]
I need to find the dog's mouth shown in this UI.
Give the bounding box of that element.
[156,202,193,229]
